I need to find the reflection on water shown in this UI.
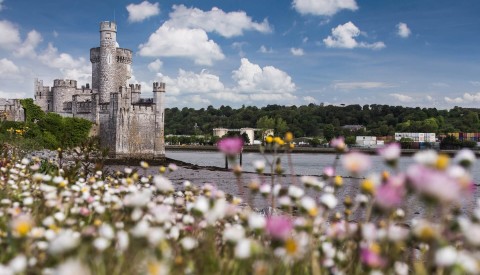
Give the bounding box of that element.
[166,150,480,182]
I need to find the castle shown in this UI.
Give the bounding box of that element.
[33,21,166,159]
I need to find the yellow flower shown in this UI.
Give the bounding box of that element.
[334,176,343,187]
[11,214,33,237]
[265,136,273,143]
[436,154,449,170]
[159,166,166,174]
[285,238,298,255]
[140,161,149,169]
[361,179,375,194]
[285,132,293,142]
[308,207,318,217]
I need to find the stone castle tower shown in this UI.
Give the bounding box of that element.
[34,21,166,159]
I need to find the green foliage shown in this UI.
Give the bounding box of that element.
[20,98,45,123]
[3,100,92,150]
[440,135,477,149]
[323,124,335,142]
[345,136,356,145]
[165,104,480,138]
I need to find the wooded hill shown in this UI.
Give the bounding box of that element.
[165,104,480,138]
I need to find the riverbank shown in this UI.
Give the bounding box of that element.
[166,145,480,156]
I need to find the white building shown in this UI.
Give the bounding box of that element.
[394,133,436,142]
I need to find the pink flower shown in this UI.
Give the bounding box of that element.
[360,247,385,268]
[323,166,335,178]
[217,137,244,156]
[330,137,346,151]
[342,152,371,174]
[378,143,401,163]
[266,216,292,240]
[375,175,406,210]
[407,164,462,203]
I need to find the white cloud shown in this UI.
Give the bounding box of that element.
[293,0,358,16]
[396,22,411,38]
[324,22,385,50]
[167,5,271,38]
[126,1,160,23]
[156,58,296,103]
[445,93,480,104]
[390,93,413,102]
[190,95,211,105]
[259,45,273,53]
[0,20,21,49]
[14,30,43,58]
[148,59,163,72]
[232,58,296,95]
[0,58,20,76]
[37,43,91,84]
[161,69,225,96]
[333,81,392,90]
[39,43,86,69]
[138,24,224,65]
[303,96,317,103]
[290,47,304,56]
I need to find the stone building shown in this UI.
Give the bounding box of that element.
[34,21,166,159]
[0,98,24,122]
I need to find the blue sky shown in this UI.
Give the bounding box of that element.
[0,0,480,109]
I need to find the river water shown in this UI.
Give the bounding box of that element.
[166,150,480,181]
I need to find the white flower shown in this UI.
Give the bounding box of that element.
[235,239,251,259]
[169,226,180,240]
[435,246,457,267]
[288,185,305,199]
[116,231,129,252]
[48,230,80,255]
[413,150,438,166]
[148,228,165,246]
[300,176,324,189]
[320,193,337,209]
[458,217,480,246]
[252,160,265,172]
[248,213,266,230]
[453,149,476,167]
[321,242,336,259]
[23,197,33,206]
[153,175,174,193]
[205,199,227,224]
[223,224,245,243]
[457,251,479,274]
[300,196,317,212]
[131,220,149,237]
[394,262,409,275]
[53,259,91,275]
[259,184,271,195]
[53,212,65,222]
[93,237,110,251]
[21,158,30,165]
[180,237,198,251]
[124,168,133,174]
[362,223,377,242]
[278,196,292,207]
[99,224,115,240]
[124,189,152,207]
[8,255,26,273]
[193,196,209,214]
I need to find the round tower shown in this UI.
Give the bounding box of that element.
[99,21,117,103]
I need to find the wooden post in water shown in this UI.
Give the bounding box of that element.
[239,151,243,166]
[225,155,228,169]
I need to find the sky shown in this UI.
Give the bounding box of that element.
[0,0,480,109]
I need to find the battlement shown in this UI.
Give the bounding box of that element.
[129,84,141,93]
[100,21,117,32]
[116,48,132,64]
[90,47,100,63]
[153,82,166,92]
[54,79,77,88]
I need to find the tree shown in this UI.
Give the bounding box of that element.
[275,117,288,136]
[256,116,275,130]
[241,132,250,144]
[323,124,335,142]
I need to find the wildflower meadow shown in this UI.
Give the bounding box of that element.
[0,134,479,274]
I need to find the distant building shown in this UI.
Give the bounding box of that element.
[395,133,436,142]
[355,136,384,147]
[213,128,274,145]
[447,133,480,142]
[0,98,24,122]
[341,125,366,132]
